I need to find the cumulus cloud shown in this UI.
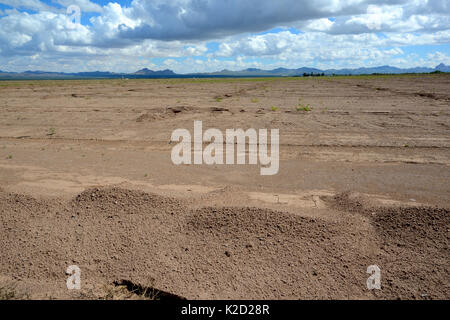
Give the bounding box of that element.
[0,0,449,72]
[427,51,450,65]
[215,31,411,65]
[0,0,102,13]
[0,0,55,12]
[56,0,103,13]
[103,0,394,41]
[0,10,92,56]
[305,2,450,34]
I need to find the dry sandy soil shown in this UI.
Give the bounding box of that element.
[0,74,449,300]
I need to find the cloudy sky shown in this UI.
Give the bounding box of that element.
[0,0,449,73]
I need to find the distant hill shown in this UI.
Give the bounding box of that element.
[325,65,436,75]
[0,64,448,80]
[435,63,450,73]
[190,64,446,76]
[134,68,176,76]
[71,71,118,77]
[195,66,324,77]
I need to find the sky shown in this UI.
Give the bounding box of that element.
[0,0,449,73]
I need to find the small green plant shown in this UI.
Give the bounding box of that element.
[6,155,12,159]
[48,127,56,136]
[404,144,409,148]
[296,104,312,112]
[251,98,259,103]
[271,106,279,111]
[215,97,223,102]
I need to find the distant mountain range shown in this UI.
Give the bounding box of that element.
[200,63,450,76]
[133,68,176,76]
[0,64,448,80]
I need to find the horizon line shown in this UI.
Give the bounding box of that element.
[0,63,448,75]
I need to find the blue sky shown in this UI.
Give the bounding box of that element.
[0,0,449,73]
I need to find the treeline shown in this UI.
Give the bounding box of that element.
[301,72,326,77]
[294,70,447,78]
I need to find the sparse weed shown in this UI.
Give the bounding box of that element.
[48,127,56,136]
[296,104,312,112]
[271,106,279,111]
[251,98,259,103]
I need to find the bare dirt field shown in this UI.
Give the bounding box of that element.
[0,74,449,299]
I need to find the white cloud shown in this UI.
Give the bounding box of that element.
[306,18,335,32]
[211,29,450,71]
[91,0,404,41]
[427,51,450,65]
[0,0,449,72]
[0,0,102,12]
[55,0,103,13]
[305,2,450,34]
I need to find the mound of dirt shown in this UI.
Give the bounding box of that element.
[372,206,449,299]
[0,187,448,300]
[325,192,450,299]
[72,187,183,214]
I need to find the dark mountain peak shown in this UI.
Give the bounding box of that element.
[435,63,450,72]
[134,68,175,75]
[134,68,152,74]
